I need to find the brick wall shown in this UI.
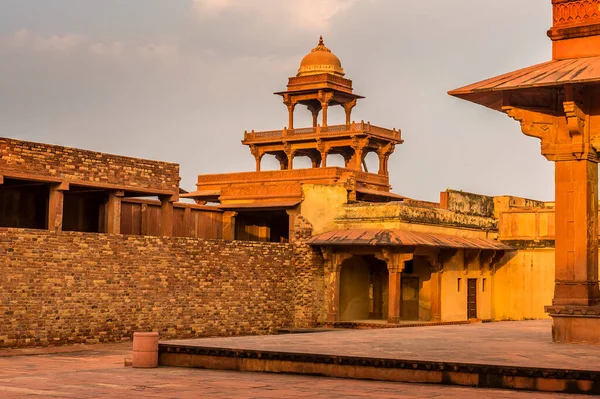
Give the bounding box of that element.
[0,138,179,192]
[291,215,326,327]
[0,229,293,348]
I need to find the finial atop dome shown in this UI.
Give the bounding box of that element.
[297,36,345,77]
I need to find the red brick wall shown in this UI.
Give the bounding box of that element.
[291,215,326,327]
[0,229,293,348]
[0,138,179,192]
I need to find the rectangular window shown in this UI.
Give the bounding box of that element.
[482,278,486,292]
[457,278,462,292]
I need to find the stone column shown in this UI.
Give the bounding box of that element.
[321,102,329,127]
[160,195,174,237]
[504,94,600,343]
[429,257,443,323]
[308,105,320,128]
[106,191,123,234]
[275,154,288,170]
[554,160,599,306]
[222,211,237,241]
[343,99,357,125]
[322,249,352,323]
[318,91,333,128]
[48,183,67,231]
[377,143,395,176]
[379,250,413,324]
[287,103,296,130]
[352,138,369,171]
[250,145,263,172]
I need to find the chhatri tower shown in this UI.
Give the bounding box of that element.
[184,37,404,241]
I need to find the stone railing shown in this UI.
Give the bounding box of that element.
[197,167,389,190]
[243,121,402,143]
[355,171,389,187]
[287,73,353,89]
[553,0,600,27]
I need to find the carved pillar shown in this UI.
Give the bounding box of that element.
[275,154,288,170]
[160,195,174,237]
[308,104,321,128]
[321,249,353,323]
[48,183,68,232]
[318,141,329,168]
[321,102,329,127]
[343,99,357,125]
[250,145,263,172]
[283,95,297,130]
[504,89,600,343]
[352,138,369,171]
[318,91,334,127]
[377,143,396,176]
[554,160,599,306]
[378,249,414,324]
[284,145,295,171]
[222,211,237,241]
[106,190,123,235]
[287,103,296,130]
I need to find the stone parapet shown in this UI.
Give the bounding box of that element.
[0,137,179,194]
[338,202,498,232]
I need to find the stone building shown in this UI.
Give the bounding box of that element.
[0,27,585,347]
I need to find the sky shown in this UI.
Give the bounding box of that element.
[0,0,554,202]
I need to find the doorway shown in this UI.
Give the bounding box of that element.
[401,277,419,320]
[467,278,477,319]
[339,255,388,321]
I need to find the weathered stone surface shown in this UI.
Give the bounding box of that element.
[0,228,294,348]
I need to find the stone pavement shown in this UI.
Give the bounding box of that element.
[163,320,600,371]
[0,344,589,398]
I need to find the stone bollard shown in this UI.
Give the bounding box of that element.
[132,332,159,368]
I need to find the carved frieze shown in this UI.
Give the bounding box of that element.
[553,0,600,28]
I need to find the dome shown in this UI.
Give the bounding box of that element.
[297,36,345,77]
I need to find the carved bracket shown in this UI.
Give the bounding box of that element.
[376,249,414,273]
[503,106,556,141]
[320,248,353,273]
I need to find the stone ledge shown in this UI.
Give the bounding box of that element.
[158,344,600,394]
[545,305,600,317]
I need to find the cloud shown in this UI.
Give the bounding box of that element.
[3,29,178,64]
[89,41,126,57]
[192,0,230,17]
[6,29,87,53]
[191,0,365,30]
[135,42,179,61]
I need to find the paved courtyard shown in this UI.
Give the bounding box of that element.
[164,320,600,371]
[0,343,589,398]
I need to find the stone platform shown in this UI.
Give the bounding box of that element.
[159,320,600,395]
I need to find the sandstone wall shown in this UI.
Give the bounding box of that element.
[0,229,293,348]
[0,137,179,192]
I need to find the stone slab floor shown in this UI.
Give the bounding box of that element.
[0,344,589,398]
[164,320,600,371]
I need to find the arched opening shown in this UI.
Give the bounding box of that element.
[326,153,346,168]
[259,154,285,171]
[339,255,388,322]
[363,151,379,174]
[325,106,347,126]
[293,156,313,169]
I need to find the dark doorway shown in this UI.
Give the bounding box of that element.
[0,178,49,229]
[401,277,419,320]
[467,278,478,319]
[63,190,106,233]
[234,210,289,243]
